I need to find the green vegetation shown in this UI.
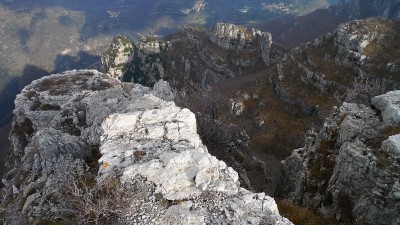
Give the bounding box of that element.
[116,35,132,46]
[144,36,158,43]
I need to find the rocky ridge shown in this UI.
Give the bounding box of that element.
[268,19,400,122]
[101,23,282,88]
[0,70,291,224]
[160,24,283,87]
[276,91,400,225]
[208,23,273,65]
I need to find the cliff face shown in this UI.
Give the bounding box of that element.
[207,23,273,65]
[161,24,283,88]
[105,23,282,89]
[348,0,400,19]
[102,35,166,87]
[101,35,134,79]
[276,91,400,225]
[0,70,292,225]
[269,19,400,122]
[207,23,255,51]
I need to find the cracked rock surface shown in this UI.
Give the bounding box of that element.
[276,97,400,225]
[1,70,292,225]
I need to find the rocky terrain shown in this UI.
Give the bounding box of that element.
[266,17,400,225]
[101,23,282,87]
[0,70,292,224]
[100,23,292,195]
[99,16,400,224]
[276,91,400,225]
[268,18,400,122]
[2,1,400,224]
[101,35,134,79]
[161,23,283,87]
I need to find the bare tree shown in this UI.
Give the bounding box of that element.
[173,81,233,145]
[334,76,389,104]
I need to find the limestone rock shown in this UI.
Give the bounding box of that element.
[101,35,134,79]
[207,23,273,65]
[371,90,400,125]
[277,95,400,225]
[259,32,273,65]
[1,70,292,225]
[208,23,253,50]
[381,134,400,155]
[99,89,292,224]
[335,20,385,64]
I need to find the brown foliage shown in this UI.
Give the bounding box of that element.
[276,200,351,225]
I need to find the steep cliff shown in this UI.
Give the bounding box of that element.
[101,35,135,79]
[276,91,400,225]
[348,0,400,19]
[269,19,400,122]
[107,23,283,88]
[101,35,166,87]
[161,24,283,88]
[207,23,273,65]
[0,70,292,225]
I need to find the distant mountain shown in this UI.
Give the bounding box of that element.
[348,0,400,19]
[0,0,337,127]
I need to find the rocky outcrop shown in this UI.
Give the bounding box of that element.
[1,70,291,224]
[208,23,254,51]
[348,0,400,19]
[335,20,386,64]
[259,32,273,65]
[121,36,166,86]
[269,19,400,123]
[207,23,274,65]
[372,90,400,125]
[138,36,166,54]
[101,35,134,79]
[276,92,400,225]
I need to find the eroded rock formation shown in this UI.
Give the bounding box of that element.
[101,35,134,79]
[276,91,400,225]
[0,70,291,225]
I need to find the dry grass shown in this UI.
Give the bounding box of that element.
[308,140,337,193]
[277,200,351,225]
[366,125,400,149]
[247,76,315,160]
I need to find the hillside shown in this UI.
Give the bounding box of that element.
[99,17,400,224]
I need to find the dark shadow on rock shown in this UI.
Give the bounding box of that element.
[0,124,11,188]
[0,65,49,185]
[53,50,101,73]
[0,65,50,128]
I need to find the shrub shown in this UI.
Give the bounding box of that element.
[53,175,127,225]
